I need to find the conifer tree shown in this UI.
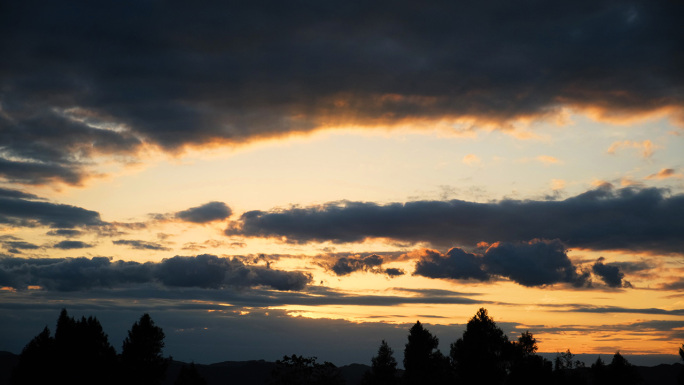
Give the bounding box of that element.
[450,308,510,385]
[364,340,398,385]
[121,313,168,385]
[403,321,450,385]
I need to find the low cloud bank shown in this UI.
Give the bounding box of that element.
[0,254,311,291]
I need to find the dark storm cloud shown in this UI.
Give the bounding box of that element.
[592,257,629,288]
[414,239,589,287]
[175,201,232,224]
[112,239,170,251]
[0,254,311,291]
[228,186,684,254]
[53,240,93,250]
[0,195,103,228]
[2,1,683,183]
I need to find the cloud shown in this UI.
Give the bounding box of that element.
[591,257,629,288]
[646,168,683,180]
[175,201,232,223]
[156,254,311,291]
[0,254,312,291]
[414,239,589,287]
[0,188,41,200]
[0,194,103,228]
[1,1,683,183]
[415,248,489,282]
[0,238,41,254]
[53,240,93,250]
[227,186,684,254]
[46,229,84,237]
[535,155,560,164]
[323,254,405,278]
[551,179,566,191]
[606,140,659,158]
[112,239,170,251]
[462,154,480,165]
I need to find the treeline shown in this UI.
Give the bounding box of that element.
[9,309,203,385]
[11,308,684,385]
[359,308,653,385]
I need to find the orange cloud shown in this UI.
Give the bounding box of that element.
[645,168,683,180]
[606,139,659,158]
[620,178,643,187]
[551,179,566,190]
[536,155,560,164]
[462,154,481,165]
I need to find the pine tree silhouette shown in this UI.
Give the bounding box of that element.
[121,313,168,385]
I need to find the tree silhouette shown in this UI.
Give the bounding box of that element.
[174,362,207,385]
[604,352,641,385]
[121,313,168,385]
[450,308,510,385]
[508,331,552,385]
[591,356,609,384]
[362,340,398,385]
[403,321,450,385]
[10,326,56,385]
[270,354,344,385]
[11,309,117,385]
[553,349,589,385]
[678,344,684,385]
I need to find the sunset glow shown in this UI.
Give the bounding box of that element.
[1,0,683,367]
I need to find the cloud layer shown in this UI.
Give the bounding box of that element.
[2,1,683,184]
[228,186,684,254]
[0,254,311,291]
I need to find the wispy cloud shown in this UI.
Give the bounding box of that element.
[646,168,683,180]
[462,154,481,165]
[607,140,659,158]
[112,239,170,251]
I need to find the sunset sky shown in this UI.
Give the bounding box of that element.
[1,0,683,366]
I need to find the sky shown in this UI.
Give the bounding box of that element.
[1,0,684,367]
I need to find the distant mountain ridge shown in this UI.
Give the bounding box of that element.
[0,351,682,385]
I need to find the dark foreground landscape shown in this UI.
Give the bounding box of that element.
[1,351,682,385]
[2,308,682,385]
